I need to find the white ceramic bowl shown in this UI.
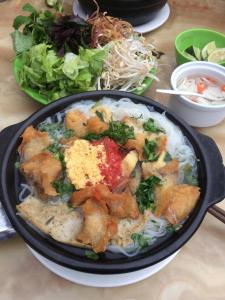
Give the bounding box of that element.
[170,61,225,127]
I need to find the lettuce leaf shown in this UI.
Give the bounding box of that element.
[19,43,107,102]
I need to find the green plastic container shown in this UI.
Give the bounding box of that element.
[13,56,157,105]
[175,28,225,67]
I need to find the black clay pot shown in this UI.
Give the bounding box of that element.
[78,0,167,26]
[0,90,225,274]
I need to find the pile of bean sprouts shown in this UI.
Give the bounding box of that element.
[97,37,158,91]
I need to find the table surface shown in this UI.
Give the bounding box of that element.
[0,0,225,299]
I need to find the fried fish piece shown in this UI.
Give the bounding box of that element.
[65,110,88,137]
[158,159,179,175]
[21,152,62,197]
[17,196,84,247]
[94,184,139,219]
[155,184,200,224]
[76,199,112,253]
[86,116,109,134]
[124,133,145,160]
[71,186,94,207]
[18,126,50,161]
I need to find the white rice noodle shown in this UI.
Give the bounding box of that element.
[108,215,169,257]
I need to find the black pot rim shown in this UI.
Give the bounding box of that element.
[0,90,223,274]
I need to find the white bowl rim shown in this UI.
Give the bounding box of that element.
[171,61,225,110]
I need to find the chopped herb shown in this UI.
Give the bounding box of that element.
[143,139,159,162]
[39,122,74,140]
[131,114,143,120]
[84,250,99,261]
[136,176,161,213]
[164,151,172,162]
[15,162,21,169]
[47,143,65,168]
[53,179,75,196]
[131,233,151,248]
[84,120,135,144]
[84,133,103,141]
[106,121,135,144]
[183,164,198,186]
[151,219,157,223]
[96,110,104,122]
[45,216,54,225]
[64,129,75,139]
[166,224,182,233]
[143,118,164,133]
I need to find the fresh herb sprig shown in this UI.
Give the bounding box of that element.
[84,250,99,261]
[47,143,66,168]
[166,224,183,233]
[84,120,135,144]
[131,233,151,249]
[12,3,56,54]
[53,179,75,197]
[39,122,75,140]
[143,139,159,162]
[106,121,135,144]
[143,118,164,133]
[136,176,161,213]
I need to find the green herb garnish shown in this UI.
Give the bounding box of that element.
[39,123,74,140]
[12,3,56,54]
[47,143,65,168]
[84,133,103,141]
[164,151,172,162]
[136,176,161,213]
[183,164,198,186]
[84,250,99,261]
[84,120,135,144]
[96,110,104,122]
[143,118,164,133]
[64,129,75,139]
[166,224,182,233]
[131,233,151,249]
[106,121,135,144]
[143,139,159,162]
[15,162,21,169]
[53,179,75,196]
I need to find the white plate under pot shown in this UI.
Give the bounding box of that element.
[29,247,179,287]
